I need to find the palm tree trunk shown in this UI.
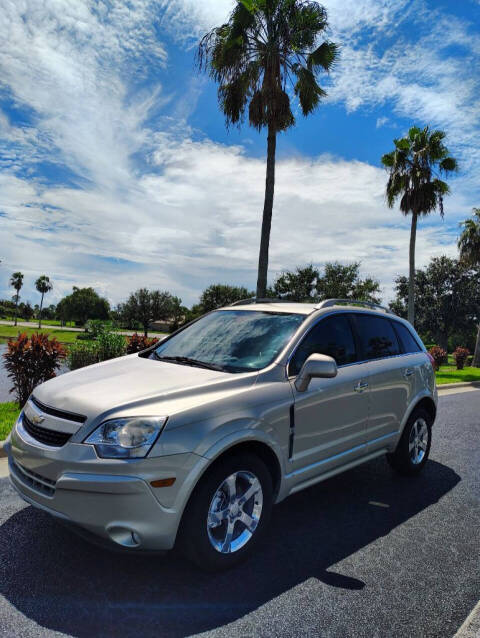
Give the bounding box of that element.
[473,323,480,367]
[256,123,277,299]
[14,294,18,327]
[408,212,418,326]
[39,293,44,329]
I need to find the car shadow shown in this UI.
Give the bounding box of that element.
[0,457,460,637]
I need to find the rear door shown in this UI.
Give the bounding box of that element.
[351,313,413,451]
[288,313,370,476]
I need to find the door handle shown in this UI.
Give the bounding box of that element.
[404,368,414,377]
[354,381,369,393]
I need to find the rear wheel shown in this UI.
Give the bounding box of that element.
[180,453,273,571]
[387,407,432,475]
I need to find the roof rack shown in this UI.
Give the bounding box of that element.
[230,297,290,306]
[315,299,393,314]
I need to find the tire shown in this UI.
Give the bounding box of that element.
[179,453,273,571]
[386,407,432,476]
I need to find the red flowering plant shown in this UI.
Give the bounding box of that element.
[428,346,447,371]
[453,347,470,370]
[3,333,66,406]
[125,333,158,354]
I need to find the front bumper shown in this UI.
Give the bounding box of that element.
[7,417,208,550]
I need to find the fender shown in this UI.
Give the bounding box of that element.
[397,387,438,441]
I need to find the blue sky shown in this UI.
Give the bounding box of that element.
[0,0,479,307]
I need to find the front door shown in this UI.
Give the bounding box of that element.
[287,313,370,478]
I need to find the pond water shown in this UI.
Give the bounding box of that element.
[0,342,69,403]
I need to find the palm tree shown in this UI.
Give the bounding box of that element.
[35,275,53,329]
[9,271,24,327]
[198,0,338,298]
[381,126,457,325]
[458,207,480,367]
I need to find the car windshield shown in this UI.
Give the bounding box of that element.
[152,309,305,373]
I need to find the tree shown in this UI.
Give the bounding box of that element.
[120,289,181,336]
[198,0,338,298]
[390,256,480,352]
[35,275,53,329]
[20,301,34,321]
[272,262,381,303]
[199,284,254,313]
[9,272,24,326]
[56,287,110,326]
[381,126,457,325]
[458,207,480,366]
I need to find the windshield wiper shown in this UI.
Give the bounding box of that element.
[153,353,226,372]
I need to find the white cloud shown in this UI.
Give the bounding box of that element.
[0,135,462,307]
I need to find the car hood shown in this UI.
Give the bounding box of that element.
[33,353,258,422]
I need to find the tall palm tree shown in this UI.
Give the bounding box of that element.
[381,126,457,325]
[198,0,338,298]
[35,275,53,329]
[9,271,24,327]
[458,207,480,367]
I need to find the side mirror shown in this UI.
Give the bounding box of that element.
[294,353,337,392]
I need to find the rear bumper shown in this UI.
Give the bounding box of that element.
[7,420,209,551]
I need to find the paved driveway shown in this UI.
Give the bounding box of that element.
[0,390,479,638]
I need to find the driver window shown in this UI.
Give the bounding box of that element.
[289,315,357,376]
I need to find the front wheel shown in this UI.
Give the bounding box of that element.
[179,453,273,571]
[387,407,432,475]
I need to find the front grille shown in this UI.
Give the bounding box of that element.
[30,395,86,424]
[10,458,56,497]
[22,414,72,447]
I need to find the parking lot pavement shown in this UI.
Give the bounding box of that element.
[0,390,479,638]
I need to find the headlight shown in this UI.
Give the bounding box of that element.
[84,417,167,459]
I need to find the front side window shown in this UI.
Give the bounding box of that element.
[152,310,305,373]
[289,314,357,376]
[354,315,400,360]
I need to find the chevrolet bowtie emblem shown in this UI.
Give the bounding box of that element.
[30,413,45,425]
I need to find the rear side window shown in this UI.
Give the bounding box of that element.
[289,315,356,376]
[393,322,422,353]
[354,315,400,360]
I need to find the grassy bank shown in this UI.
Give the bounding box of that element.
[435,365,480,385]
[0,325,81,344]
[0,402,20,441]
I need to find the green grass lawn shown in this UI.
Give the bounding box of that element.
[0,402,20,441]
[0,325,81,344]
[435,365,480,385]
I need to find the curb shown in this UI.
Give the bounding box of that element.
[437,381,480,391]
[0,441,7,459]
[454,600,480,637]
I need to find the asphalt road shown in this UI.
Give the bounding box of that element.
[0,390,479,638]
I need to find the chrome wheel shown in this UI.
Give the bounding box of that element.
[207,470,263,554]
[409,418,429,465]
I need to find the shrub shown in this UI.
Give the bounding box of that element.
[453,347,470,370]
[428,346,447,371]
[85,319,114,339]
[97,332,126,362]
[67,341,99,370]
[3,333,66,406]
[126,333,158,354]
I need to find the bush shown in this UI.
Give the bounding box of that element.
[85,319,114,339]
[97,332,126,362]
[126,333,158,354]
[428,346,447,371]
[67,341,99,370]
[453,347,470,370]
[3,333,66,406]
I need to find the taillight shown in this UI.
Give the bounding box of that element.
[426,352,435,367]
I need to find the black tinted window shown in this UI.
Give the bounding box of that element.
[290,315,356,375]
[354,315,400,360]
[394,322,422,353]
